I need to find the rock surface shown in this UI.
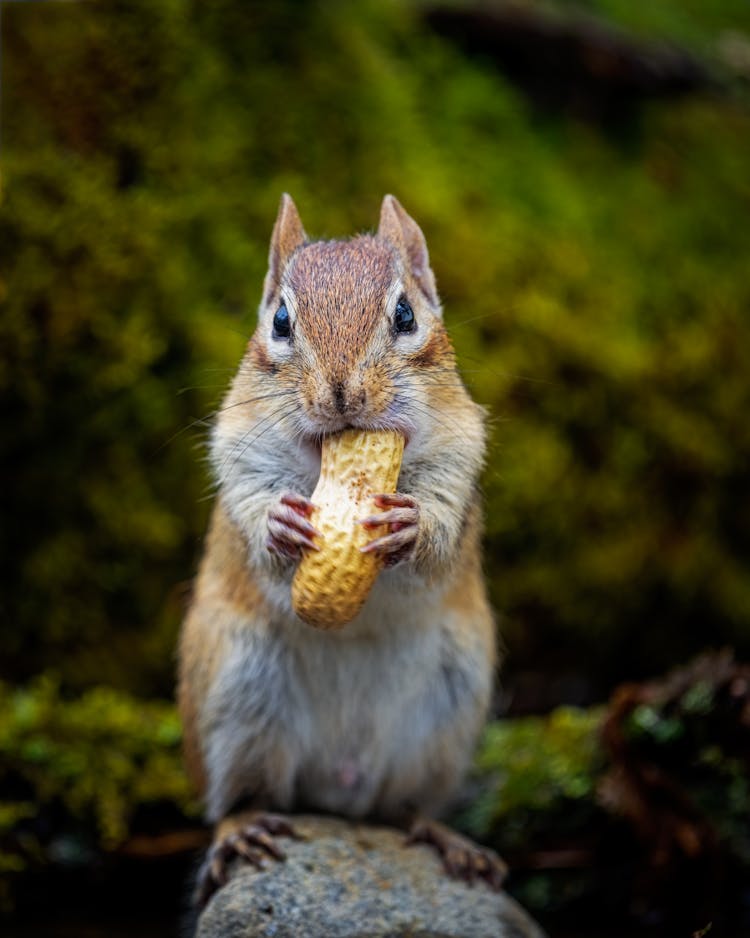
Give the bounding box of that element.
[196,815,546,938]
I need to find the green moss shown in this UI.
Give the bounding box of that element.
[0,678,198,874]
[457,707,605,853]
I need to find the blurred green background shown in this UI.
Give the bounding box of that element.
[1,0,749,932]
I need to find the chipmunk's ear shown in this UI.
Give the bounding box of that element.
[264,193,307,301]
[378,195,439,310]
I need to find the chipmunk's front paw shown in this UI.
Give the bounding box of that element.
[266,491,320,560]
[359,492,419,567]
[196,812,300,906]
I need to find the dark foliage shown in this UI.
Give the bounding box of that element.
[463,651,750,934]
[1,0,749,700]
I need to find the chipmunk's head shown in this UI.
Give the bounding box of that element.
[251,194,454,442]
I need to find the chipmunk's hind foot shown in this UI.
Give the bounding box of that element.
[197,812,301,907]
[406,816,507,891]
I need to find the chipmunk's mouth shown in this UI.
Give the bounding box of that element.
[299,388,415,451]
[297,423,413,478]
[305,421,412,448]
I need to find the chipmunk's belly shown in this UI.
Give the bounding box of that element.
[288,620,440,818]
[291,679,404,817]
[296,749,382,817]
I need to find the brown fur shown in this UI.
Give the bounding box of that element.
[288,237,395,375]
[264,194,307,302]
[407,327,453,369]
[178,503,274,794]
[248,336,277,376]
[379,195,439,305]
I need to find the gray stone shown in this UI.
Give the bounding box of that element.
[196,815,546,938]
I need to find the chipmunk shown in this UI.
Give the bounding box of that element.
[178,194,504,903]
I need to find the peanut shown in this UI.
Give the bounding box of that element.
[291,429,405,629]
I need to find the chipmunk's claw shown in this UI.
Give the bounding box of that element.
[406,817,507,891]
[197,813,302,907]
[267,492,320,559]
[359,493,419,567]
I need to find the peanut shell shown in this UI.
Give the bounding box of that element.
[291,429,405,629]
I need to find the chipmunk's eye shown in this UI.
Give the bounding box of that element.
[393,297,415,335]
[272,303,291,339]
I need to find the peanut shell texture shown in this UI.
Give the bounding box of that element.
[291,429,405,629]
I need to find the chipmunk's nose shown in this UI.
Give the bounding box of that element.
[329,377,366,417]
[333,380,346,414]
